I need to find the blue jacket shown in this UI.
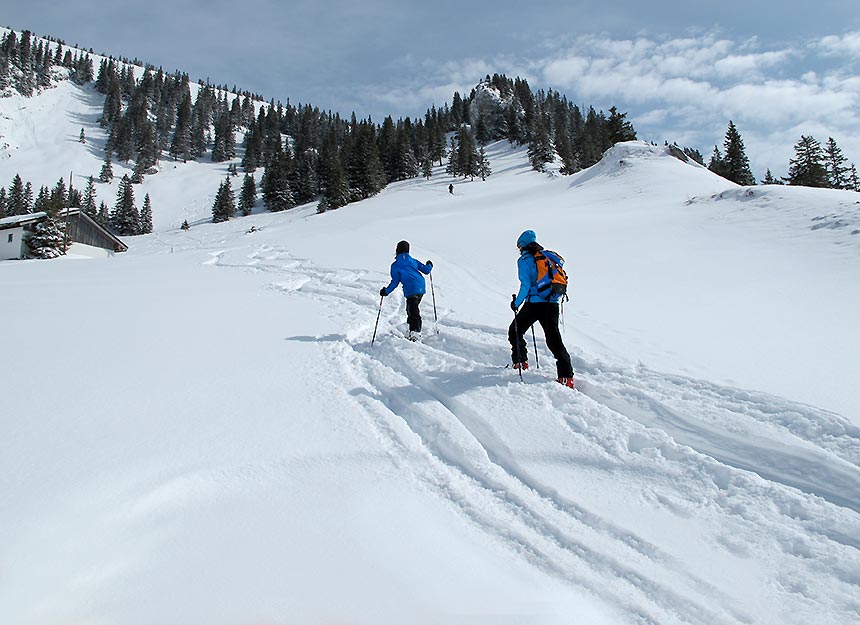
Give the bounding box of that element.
[513,249,560,308]
[384,253,432,297]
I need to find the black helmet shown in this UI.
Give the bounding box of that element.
[396,240,410,254]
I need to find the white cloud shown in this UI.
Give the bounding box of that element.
[517,31,860,174]
[819,31,860,58]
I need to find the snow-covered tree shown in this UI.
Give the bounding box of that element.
[99,152,114,183]
[26,216,68,258]
[477,146,492,181]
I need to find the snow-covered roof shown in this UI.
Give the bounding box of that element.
[0,212,47,229]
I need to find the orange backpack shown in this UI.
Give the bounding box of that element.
[534,249,569,300]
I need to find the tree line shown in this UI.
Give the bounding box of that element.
[674,121,860,191]
[4,29,642,232]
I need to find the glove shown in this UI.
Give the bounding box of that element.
[426,260,433,268]
[379,287,387,297]
[510,294,518,311]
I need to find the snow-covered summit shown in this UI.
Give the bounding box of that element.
[569,141,725,193]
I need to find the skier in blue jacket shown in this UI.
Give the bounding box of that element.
[509,229,574,387]
[380,240,433,339]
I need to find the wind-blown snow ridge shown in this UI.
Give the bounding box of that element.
[686,185,860,252]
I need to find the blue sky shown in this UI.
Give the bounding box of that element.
[5,1,860,177]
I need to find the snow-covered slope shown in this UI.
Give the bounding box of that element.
[3,133,859,625]
[0,51,258,232]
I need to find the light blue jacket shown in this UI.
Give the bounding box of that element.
[513,249,559,308]
[384,253,432,297]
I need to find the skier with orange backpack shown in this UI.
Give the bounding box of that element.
[509,229,575,388]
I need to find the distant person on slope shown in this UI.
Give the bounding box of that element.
[448,183,454,194]
[509,229,575,388]
[379,240,433,340]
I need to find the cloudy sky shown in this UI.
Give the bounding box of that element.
[5,1,860,177]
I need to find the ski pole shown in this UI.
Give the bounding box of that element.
[532,325,540,369]
[511,294,523,381]
[371,294,384,348]
[430,272,439,334]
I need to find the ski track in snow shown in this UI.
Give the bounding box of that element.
[210,242,860,625]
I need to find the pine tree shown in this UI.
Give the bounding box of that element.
[722,121,755,185]
[79,128,86,144]
[683,147,705,165]
[47,178,67,216]
[169,93,193,162]
[239,173,256,216]
[99,152,114,182]
[111,174,139,235]
[761,169,784,185]
[421,152,433,180]
[7,174,26,215]
[606,106,637,145]
[318,130,350,211]
[180,219,190,230]
[445,136,458,176]
[786,135,828,188]
[135,119,160,175]
[848,164,860,192]
[454,125,479,179]
[477,146,492,181]
[261,146,295,212]
[23,181,33,213]
[0,187,6,218]
[139,193,153,233]
[393,125,419,181]
[101,78,122,127]
[824,137,850,189]
[708,146,730,180]
[527,118,554,172]
[343,121,385,200]
[33,186,50,214]
[211,177,236,222]
[27,216,68,258]
[211,114,234,162]
[241,123,262,172]
[96,201,109,227]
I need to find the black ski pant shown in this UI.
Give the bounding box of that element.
[508,301,573,378]
[406,294,423,332]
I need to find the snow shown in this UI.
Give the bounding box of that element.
[2,75,860,625]
[0,212,47,227]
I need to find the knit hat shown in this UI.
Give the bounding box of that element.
[516,230,536,248]
[396,240,410,254]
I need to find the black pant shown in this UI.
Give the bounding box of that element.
[508,302,573,378]
[406,294,423,332]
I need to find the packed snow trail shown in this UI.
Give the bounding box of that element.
[208,241,860,625]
